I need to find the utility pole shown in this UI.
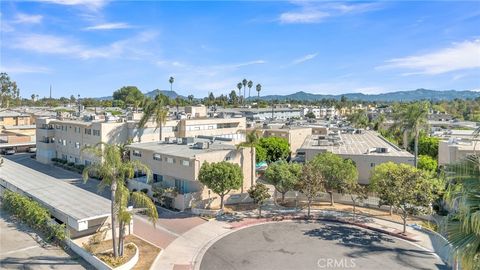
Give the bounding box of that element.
[49,85,52,99]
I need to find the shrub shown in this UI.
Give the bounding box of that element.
[2,190,66,245]
[67,162,75,167]
[141,188,149,194]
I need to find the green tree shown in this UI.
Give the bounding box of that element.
[311,152,358,206]
[238,130,261,187]
[264,160,302,204]
[82,143,158,257]
[247,80,253,102]
[418,134,440,159]
[370,162,440,233]
[229,90,238,106]
[257,137,290,163]
[237,82,243,104]
[138,94,169,142]
[0,72,19,108]
[169,76,174,91]
[113,86,144,110]
[242,78,247,105]
[247,183,271,217]
[347,109,369,128]
[392,102,429,167]
[305,111,316,119]
[445,155,480,270]
[417,155,437,172]
[198,161,243,210]
[297,161,325,218]
[345,182,368,220]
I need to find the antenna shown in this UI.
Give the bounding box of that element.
[49,85,52,99]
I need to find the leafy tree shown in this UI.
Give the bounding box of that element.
[257,137,290,163]
[254,144,267,163]
[247,183,271,217]
[311,152,358,206]
[297,161,325,218]
[0,72,19,108]
[347,109,369,128]
[392,102,429,167]
[229,90,238,105]
[418,155,438,172]
[305,111,316,119]
[370,162,441,233]
[445,155,480,270]
[418,134,440,159]
[198,161,243,210]
[138,94,169,141]
[264,160,302,204]
[345,182,369,220]
[82,143,158,257]
[113,86,144,110]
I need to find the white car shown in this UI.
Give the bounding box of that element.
[4,149,15,155]
[28,147,37,153]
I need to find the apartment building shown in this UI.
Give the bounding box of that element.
[308,107,339,119]
[0,110,36,151]
[239,108,303,121]
[127,139,255,210]
[261,127,312,155]
[0,110,31,126]
[36,115,247,164]
[438,138,478,166]
[297,130,414,184]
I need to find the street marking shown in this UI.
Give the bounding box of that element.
[0,245,40,256]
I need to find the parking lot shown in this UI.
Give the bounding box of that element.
[0,209,91,270]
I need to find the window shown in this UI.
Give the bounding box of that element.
[74,157,79,163]
[153,153,161,161]
[75,142,80,149]
[85,128,92,135]
[175,179,186,194]
[166,157,175,164]
[93,130,100,136]
[370,163,375,167]
[62,140,66,146]
[153,174,163,183]
[182,160,190,166]
[84,160,91,165]
[133,150,142,157]
[225,156,232,161]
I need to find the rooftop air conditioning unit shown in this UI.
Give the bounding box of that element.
[193,141,209,149]
[165,137,176,144]
[376,147,390,153]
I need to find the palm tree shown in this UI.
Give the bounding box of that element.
[138,94,169,142]
[247,80,253,104]
[445,154,480,270]
[237,82,243,105]
[391,102,429,167]
[169,76,174,91]
[242,78,248,105]
[187,95,194,104]
[82,143,158,257]
[238,130,260,187]
[256,84,262,109]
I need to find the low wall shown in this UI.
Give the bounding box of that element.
[191,208,221,216]
[418,228,458,269]
[66,238,139,270]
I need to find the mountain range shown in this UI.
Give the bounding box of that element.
[99,88,479,102]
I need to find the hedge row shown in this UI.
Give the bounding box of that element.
[2,190,66,244]
[51,158,85,173]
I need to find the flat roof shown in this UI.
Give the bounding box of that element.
[128,140,236,158]
[0,159,110,223]
[299,130,413,157]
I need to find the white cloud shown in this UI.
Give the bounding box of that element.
[379,39,480,75]
[1,64,51,74]
[14,13,43,24]
[292,53,318,65]
[279,2,382,24]
[38,0,108,10]
[10,31,158,60]
[83,22,133,30]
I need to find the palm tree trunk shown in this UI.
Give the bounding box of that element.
[110,182,118,258]
[159,122,163,142]
[243,87,246,105]
[118,220,124,256]
[414,130,419,168]
[250,146,255,187]
[257,92,260,109]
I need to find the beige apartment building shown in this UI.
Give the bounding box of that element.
[36,116,246,164]
[260,127,312,155]
[438,138,478,166]
[297,130,414,184]
[127,139,255,210]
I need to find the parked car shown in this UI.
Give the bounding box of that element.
[3,149,15,155]
[28,147,37,153]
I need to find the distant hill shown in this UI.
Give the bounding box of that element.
[255,89,480,102]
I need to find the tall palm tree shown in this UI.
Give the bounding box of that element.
[238,130,260,187]
[242,78,248,105]
[82,143,158,257]
[392,102,429,167]
[247,80,253,103]
[237,82,243,105]
[256,84,262,109]
[169,76,174,91]
[138,94,169,142]
[445,154,480,270]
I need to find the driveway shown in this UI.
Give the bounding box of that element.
[4,154,206,250]
[0,209,92,270]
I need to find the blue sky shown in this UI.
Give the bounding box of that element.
[1,0,479,98]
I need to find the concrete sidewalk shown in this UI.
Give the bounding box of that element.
[152,208,445,270]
